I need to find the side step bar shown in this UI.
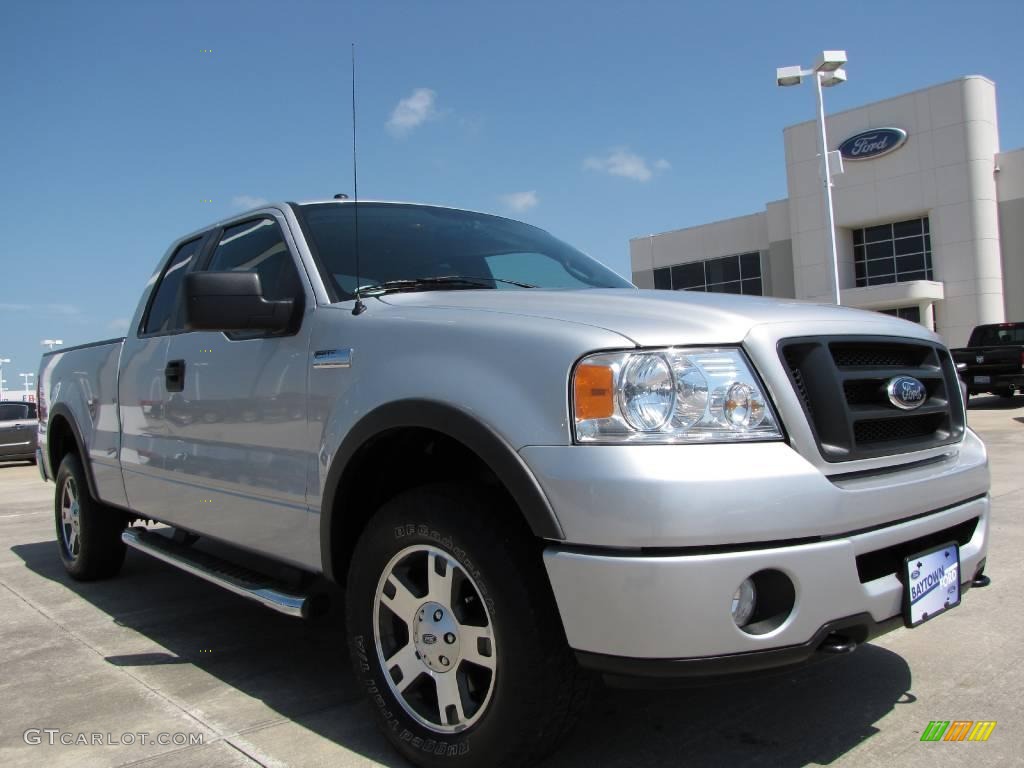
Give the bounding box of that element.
[122,527,311,618]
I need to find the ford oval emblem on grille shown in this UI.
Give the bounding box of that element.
[886,376,927,410]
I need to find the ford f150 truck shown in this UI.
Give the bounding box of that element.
[952,322,1024,399]
[37,200,991,767]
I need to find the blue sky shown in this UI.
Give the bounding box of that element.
[2,0,1023,390]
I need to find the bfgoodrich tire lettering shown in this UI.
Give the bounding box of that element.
[54,453,127,581]
[346,484,590,768]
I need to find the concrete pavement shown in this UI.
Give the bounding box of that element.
[0,397,1021,767]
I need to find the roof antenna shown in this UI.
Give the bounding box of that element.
[350,42,367,316]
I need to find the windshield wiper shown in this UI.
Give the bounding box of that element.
[358,275,537,295]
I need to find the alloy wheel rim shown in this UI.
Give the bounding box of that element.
[373,544,497,733]
[60,477,81,559]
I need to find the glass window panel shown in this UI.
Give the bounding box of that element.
[924,234,931,252]
[852,229,864,245]
[855,261,866,279]
[894,236,924,256]
[671,262,705,289]
[653,267,671,290]
[867,259,895,278]
[854,244,865,262]
[680,285,706,292]
[899,307,921,323]
[923,217,930,233]
[739,252,761,278]
[893,219,923,238]
[866,241,894,260]
[896,253,925,272]
[900,270,927,281]
[705,256,741,284]
[856,276,867,288]
[864,224,892,243]
[208,218,301,302]
[708,280,742,294]
[144,237,203,334]
[870,272,896,285]
[741,277,762,296]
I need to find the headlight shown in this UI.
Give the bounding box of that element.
[572,347,783,444]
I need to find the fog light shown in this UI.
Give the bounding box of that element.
[731,578,756,627]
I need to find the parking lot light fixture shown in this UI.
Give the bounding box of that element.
[775,50,848,306]
[814,51,847,73]
[41,339,64,351]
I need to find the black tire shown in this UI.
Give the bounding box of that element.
[54,453,127,581]
[345,484,590,768]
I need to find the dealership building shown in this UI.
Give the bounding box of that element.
[630,76,1024,347]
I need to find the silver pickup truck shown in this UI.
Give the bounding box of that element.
[37,200,991,767]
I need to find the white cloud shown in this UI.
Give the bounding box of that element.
[108,317,130,333]
[499,190,539,213]
[583,148,670,182]
[387,88,439,137]
[232,195,269,210]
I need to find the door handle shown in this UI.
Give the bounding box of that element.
[165,359,186,392]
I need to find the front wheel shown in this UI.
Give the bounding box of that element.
[54,453,127,580]
[346,484,590,768]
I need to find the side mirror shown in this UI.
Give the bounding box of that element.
[184,272,294,333]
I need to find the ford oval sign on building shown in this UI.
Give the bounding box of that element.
[838,127,908,160]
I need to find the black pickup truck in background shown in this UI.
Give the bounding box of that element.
[952,322,1024,399]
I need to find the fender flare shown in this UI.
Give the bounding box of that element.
[319,399,564,581]
[46,403,100,501]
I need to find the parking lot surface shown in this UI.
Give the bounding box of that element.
[1,397,1021,767]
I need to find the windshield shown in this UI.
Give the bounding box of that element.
[969,324,1024,346]
[295,203,633,300]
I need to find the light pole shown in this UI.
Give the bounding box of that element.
[777,51,848,305]
[20,373,35,398]
[0,358,10,399]
[41,339,64,352]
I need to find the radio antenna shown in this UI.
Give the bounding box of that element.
[350,42,367,316]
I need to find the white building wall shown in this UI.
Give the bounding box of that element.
[783,76,1004,346]
[631,76,1017,348]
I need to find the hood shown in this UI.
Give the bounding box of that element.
[376,288,939,347]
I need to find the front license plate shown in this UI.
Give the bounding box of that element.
[974,375,991,384]
[904,542,961,627]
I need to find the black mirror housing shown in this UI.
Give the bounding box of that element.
[184,272,294,333]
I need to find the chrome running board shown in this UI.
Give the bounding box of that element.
[122,527,310,618]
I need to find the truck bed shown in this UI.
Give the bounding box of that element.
[38,338,127,507]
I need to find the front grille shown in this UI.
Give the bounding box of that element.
[856,516,979,583]
[779,336,966,462]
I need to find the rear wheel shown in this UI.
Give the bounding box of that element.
[54,453,127,580]
[345,484,590,768]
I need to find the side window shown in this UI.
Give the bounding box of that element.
[206,218,302,302]
[144,238,203,334]
[0,404,29,420]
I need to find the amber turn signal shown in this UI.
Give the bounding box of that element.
[574,364,614,420]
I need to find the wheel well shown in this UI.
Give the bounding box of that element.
[47,415,78,472]
[327,427,520,585]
